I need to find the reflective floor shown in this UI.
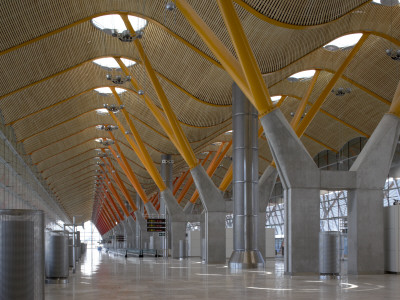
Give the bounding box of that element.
[46,249,400,300]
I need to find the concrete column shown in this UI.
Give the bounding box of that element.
[159,189,187,259]
[161,154,173,257]
[284,188,320,273]
[347,189,384,274]
[229,83,264,269]
[127,215,136,249]
[260,109,320,274]
[347,113,400,274]
[191,165,226,263]
[258,166,278,258]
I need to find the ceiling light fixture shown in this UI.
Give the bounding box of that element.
[103,104,124,113]
[331,87,352,96]
[91,14,147,42]
[386,49,400,60]
[96,124,119,131]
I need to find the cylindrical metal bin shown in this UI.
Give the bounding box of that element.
[45,230,69,283]
[68,237,74,267]
[75,231,81,260]
[319,231,341,275]
[0,209,44,300]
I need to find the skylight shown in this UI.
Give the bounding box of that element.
[372,0,399,6]
[96,108,109,115]
[324,33,363,51]
[94,87,126,95]
[288,70,316,82]
[92,14,148,33]
[271,95,282,102]
[93,57,136,69]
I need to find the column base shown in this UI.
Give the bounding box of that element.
[229,250,265,269]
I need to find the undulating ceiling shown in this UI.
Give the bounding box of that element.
[0,0,399,223]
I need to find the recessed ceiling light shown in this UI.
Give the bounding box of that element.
[93,57,136,69]
[288,70,316,82]
[324,33,363,51]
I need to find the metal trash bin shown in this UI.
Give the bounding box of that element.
[68,236,74,267]
[319,231,341,275]
[45,230,69,283]
[0,209,44,300]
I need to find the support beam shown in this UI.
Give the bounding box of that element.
[217,0,273,117]
[177,152,213,204]
[109,88,167,191]
[121,14,199,169]
[176,0,252,100]
[101,157,139,213]
[101,170,131,217]
[295,34,370,136]
[290,70,320,128]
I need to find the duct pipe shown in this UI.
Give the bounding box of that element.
[229,83,264,268]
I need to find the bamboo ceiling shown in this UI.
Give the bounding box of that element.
[0,0,398,222]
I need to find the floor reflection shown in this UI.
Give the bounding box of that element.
[45,249,400,300]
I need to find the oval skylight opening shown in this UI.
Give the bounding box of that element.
[271,95,282,102]
[94,87,126,95]
[324,33,363,51]
[288,70,316,82]
[96,108,109,115]
[92,14,148,33]
[93,57,136,69]
[372,0,399,6]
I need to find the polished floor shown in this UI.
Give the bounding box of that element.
[46,249,400,300]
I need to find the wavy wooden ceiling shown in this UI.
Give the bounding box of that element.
[0,0,398,222]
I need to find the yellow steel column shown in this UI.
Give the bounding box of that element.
[189,141,232,204]
[114,58,179,148]
[219,164,233,192]
[101,170,131,217]
[176,151,213,204]
[120,14,198,169]
[389,80,400,117]
[109,88,167,191]
[103,203,117,225]
[217,0,273,117]
[107,132,151,204]
[173,169,190,195]
[102,195,119,223]
[295,34,370,136]
[175,0,252,100]
[101,156,138,212]
[102,187,124,221]
[290,70,320,128]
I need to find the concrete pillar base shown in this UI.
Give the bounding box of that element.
[347,189,384,275]
[229,250,265,269]
[202,211,226,263]
[170,221,187,259]
[285,188,320,275]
